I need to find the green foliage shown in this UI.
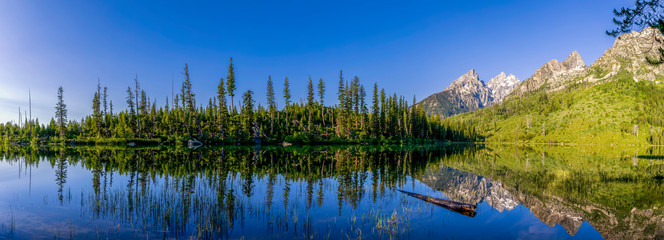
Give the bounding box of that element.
[2,62,477,146]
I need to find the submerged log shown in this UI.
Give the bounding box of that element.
[398,190,477,217]
[188,138,203,149]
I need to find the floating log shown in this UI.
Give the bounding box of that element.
[398,190,477,217]
[188,138,203,149]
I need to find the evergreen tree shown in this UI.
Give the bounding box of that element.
[126,87,135,116]
[307,75,315,131]
[218,75,228,139]
[241,90,255,136]
[227,58,237,113]
[283,77,291,134]
[267,75,276,111]
[283,77,291,107]
[372,83,380,137]
[317,78,326,126]
[55,86,67,139]
[307,75,315,106]
[103,86,108,115]
[317,78,325,106]
[266,75,276,134]
[182,64,195,112]
[92,90,101,137]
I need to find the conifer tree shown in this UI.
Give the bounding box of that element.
[283,77,291,107]
[283,77,291,133]
[241,90,254,136]
[227,58,237,113]
[103,87,108,115]
[307,75,315,106]
[92,91,101,137]
[307,75,315,131]
[372,83,380,137]
[218,75,228,139]
[126,86,135,116]
[317,78,325,126]
[55,86,67,139]
[266,75,276,134]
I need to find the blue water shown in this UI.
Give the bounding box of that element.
[0,146,635,239]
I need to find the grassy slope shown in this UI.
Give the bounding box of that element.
[449,69,664,145]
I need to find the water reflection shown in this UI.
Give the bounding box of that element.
[0,145,662,239]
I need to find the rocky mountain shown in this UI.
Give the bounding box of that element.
[415,70,520,117]
[510,51,588,96]
[511,27,664,97]
[590,26,664,82]
[487,72,520,102]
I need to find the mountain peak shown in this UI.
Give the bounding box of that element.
[562,51,586,71]
[445,69,481,91]
[416,69,520,117]
[591,27,664,81]
[487,72,520,102]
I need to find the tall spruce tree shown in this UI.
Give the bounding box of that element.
[218,75,228,139]
[283,77,291,107]
[241,90,255,136]
[55,86,67,139]
[372,83,379,137]
[317,78,326,126]
[227,58,237,113]
[283,77,291,133]
[307,75,315,106]
[266,75,276,134]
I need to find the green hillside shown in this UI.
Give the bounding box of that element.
[446,69,664,145]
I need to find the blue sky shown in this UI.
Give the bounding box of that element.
[0,0,626,123]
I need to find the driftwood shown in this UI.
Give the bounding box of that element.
[188,138,203,149]
[398,190,477,217]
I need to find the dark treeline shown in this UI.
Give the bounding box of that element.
[1,59,477,146]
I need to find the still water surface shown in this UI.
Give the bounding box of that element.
[0,145,662,239]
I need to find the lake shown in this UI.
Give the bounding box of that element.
[0,144,662,239]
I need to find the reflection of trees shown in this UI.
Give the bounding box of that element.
[0,145,465,239]
[54,149,67,204]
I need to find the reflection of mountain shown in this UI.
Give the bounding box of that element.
[419,146,664,240]
[418,163,664,238]
[418,166,517,212]
[516,192,584,236]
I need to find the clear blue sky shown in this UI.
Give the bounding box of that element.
[0,0,626,123]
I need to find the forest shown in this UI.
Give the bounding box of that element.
[0,59,478,146]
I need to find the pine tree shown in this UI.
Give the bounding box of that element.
[227,58,237,113]
[337,71,345,137]
[380,88,386,136]
[218,75,228,139]
[55,86,67,139]
[182,64,195,112]
[337,71,345,107]
[92,90,101,137]
[307,75,315,106]
[307,75,315,132]
[372,83,379,137]
[283,77,291,133]
[266,75,276,134]
[283,77,291,107]
[317,78,326,126]
[103,87,108,115]
[126,87,135,116]
[241,90,255,137]
[351,76,360,113]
